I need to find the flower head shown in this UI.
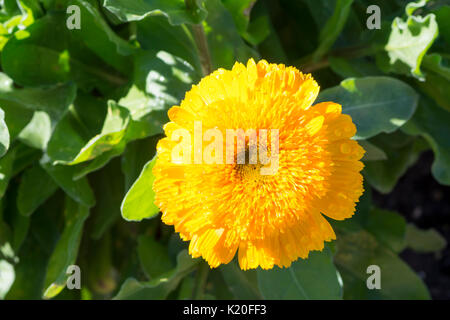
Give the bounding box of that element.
[153,59,365,270]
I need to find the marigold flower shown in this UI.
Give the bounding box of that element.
[152,59,365,270]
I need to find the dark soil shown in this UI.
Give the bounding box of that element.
[372,151,450,300]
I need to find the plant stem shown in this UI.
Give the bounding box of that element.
[185,0,213,76]
[192,261,210,299]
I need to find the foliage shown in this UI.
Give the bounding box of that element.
[0,0,448,300]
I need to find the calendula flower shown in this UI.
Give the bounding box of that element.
[152,59,365,270]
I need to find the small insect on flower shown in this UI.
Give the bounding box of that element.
[152,59,365,270]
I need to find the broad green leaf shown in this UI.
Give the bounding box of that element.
[363,133,424,193]
[43,198,89,299]
[312,0,354,61]
[114,250,198,299]
[434,5,450,48]
[17,111,51,150]
[136,16,200,71]
[364,208,406,253]
[0,146,15,197]
[0,82,76,154]
[0,219,15,299]
[88,158,124,240]
[49,52,193,167]
[257,247,342,300]
[334,186,407,253]
[402,98,450,185]
[68,0,135,74]
[253,1,287,63]
[2,13,69,86]
[317,77,418,140]
[121,157,159,221]
[2,12,127,91]
[138,235,174,279]
[121,135,159,191]
[0,82,76,125]
[335,229,430,300]
[203,0,258,70]
[359,140,387,161]
[46,94,108,163]
[177,276,195,300]
[16,164,58,217]
[11,142,41,177]
[221,0,269,46]
[0,259,14,299]
[41,157,96,208]
[120,50,197,122]
[220,260,262,300]
[6,208,60,299]
[0,107,9,157]
[418,53,450,111]
[405,224,446,253]
[0,73,32,140]
[103,0,207,25]
[54,102,130,165]
[378,1,438,80]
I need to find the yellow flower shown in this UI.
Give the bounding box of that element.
[153,59,365,270]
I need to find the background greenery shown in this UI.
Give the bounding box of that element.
[0,0,449,300]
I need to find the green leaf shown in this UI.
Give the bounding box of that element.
[136,17,200,71]
[53,102,130,165]
[257,247,342,300]
[17,111,51,150]
[402,97,450,185]
[418,53,450,111]
[138,235,174,279]
[6,208,60,299]
[68,0,135,74]
[359,140,387,161]
[220,260,263,299]
[119,50,197,123]
[41,157,96,208]
[1,13,70,86]
[0,259,15,299]
[378,1,438,80]
[103,0,207,25]
[0,82,76,153]
[16,164,58,217]
[46,94,108,163]
[1,12,127,91]
[363,132,424,193]
[0,146,15,197]
[114,250,198,299]
[121,135,159,191]
[0,107,9,157]
[203,0,258,70]
[0,82,76,125]
[121,157,159,221]
[312,0,354,61]
[335,229,430,300]
[88,158,124,240]
[221,0,269,46]
[317,77,418,140]
[43,197,90,299]
[364,208,406,253]
[405,224,446,253]
[434,5,450,48]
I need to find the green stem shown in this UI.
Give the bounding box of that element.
[185,0,213,76]
[192,261,210,300]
